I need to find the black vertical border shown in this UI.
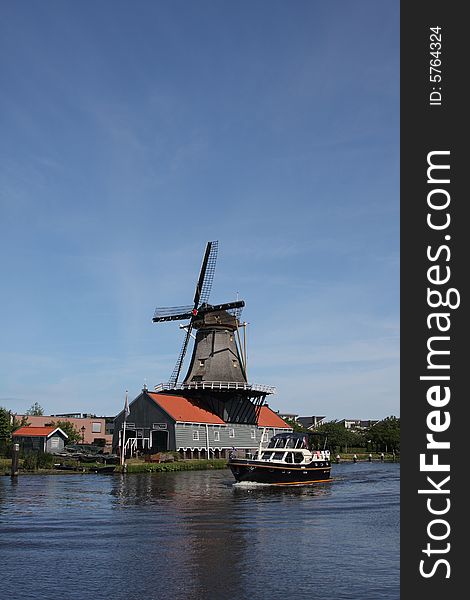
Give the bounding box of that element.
[401,2,465,597]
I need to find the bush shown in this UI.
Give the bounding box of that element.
[0,439,12,458]
[22,452,56,471]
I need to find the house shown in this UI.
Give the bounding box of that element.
[277,412,298,422]
[113,389,291,459]
[339,419,379,431]
[297,415,326,430]
[13,426,68,454]
[15,414,113,449]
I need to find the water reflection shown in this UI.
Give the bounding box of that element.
[109,471,250,599]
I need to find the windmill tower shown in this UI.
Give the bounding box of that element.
[152,241,274,423]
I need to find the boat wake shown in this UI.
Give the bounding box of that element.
[233,480,272,488]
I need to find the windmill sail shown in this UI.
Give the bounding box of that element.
[169,324,194,386]
[153,305,195,322]
[194,240,218,306]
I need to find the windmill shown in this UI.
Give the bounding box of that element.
[152,241,274,423]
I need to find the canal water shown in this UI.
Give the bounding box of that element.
[0,462,399,600]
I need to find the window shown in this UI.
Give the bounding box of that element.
[232,360,237,367]
[199,359,205,367]
[92,422,101,433]
[192,430,200,441]
[262,431,269,442]
[229,428,235,438]
[250,429,256,439]
[214,430,220,442]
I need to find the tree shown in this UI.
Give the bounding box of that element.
[366,416,400,453]
[50,420,81,444]
[0,407,11,440]
[313,420,367,453]
[11,414,29,432]
[0,408,27,437]
[25,402,44,416]
[0,407,28,456]
[283,417,307,433]
[315,420,351,453]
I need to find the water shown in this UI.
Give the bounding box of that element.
[0,462,399,600]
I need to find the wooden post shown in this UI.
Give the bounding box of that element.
[205,424,210,459]
[11,443,20,477]
[120,421,127,467]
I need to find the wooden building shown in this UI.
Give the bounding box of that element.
[13,426,68,454]
[113,388,291,459]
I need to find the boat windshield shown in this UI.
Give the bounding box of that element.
[268,438,286,448]
[268,433,308,449]
[285,438,297,448]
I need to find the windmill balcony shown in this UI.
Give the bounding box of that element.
[154,381,276,395]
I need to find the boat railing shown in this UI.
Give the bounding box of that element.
[258,448,330,461]
[310,450,330,460]
[230,448,331,462]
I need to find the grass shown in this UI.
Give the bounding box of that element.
[0,457,12,473]
[121,458,228,473]
[1,456,229,474]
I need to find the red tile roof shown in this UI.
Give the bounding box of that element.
[147,393,290,428]
[13,426,57,437]
[257,406,290,428]
[148,393,226,424]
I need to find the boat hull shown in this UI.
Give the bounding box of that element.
[228,459,331,485]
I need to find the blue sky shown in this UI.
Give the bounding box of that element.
[0,1,399,420]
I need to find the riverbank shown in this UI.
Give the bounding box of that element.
[1,457,229,475]
[2,453,398,476]
[337,452,399,462]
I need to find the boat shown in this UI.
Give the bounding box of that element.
[227,431,331,485]
[53,463,79,471]
[91,465,116,474]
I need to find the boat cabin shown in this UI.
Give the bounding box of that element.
[253,432,330,465]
